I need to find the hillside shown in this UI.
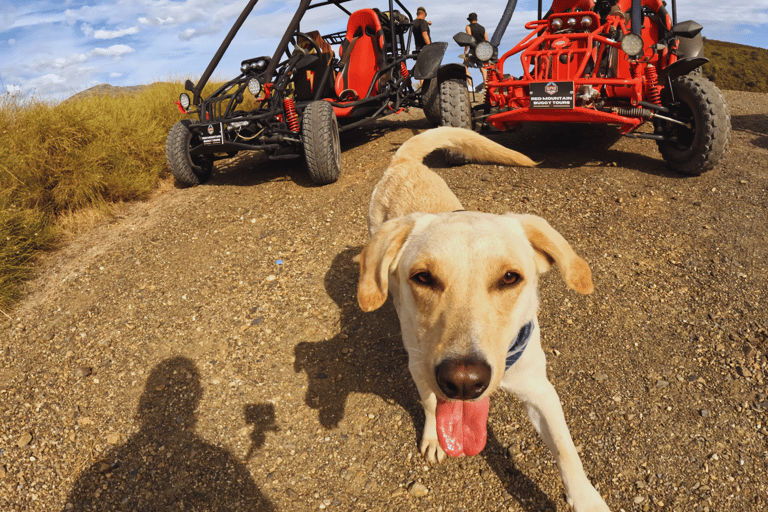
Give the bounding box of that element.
[703,39,768,93]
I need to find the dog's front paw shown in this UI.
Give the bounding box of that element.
[568,486,610,512]
[419,435,446,465]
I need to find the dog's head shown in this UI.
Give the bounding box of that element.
[358,210,592,405]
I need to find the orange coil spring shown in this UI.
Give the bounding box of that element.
[284,98,299,132]
[400,62,409,79]
[644,64,662,106]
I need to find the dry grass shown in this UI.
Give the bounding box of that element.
[703,39,768,93]
[0,82,190,310]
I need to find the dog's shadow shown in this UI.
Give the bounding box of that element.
[294,246,555,511]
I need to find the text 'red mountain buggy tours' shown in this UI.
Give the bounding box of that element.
[456,0,731,175]
[166,0,472,187]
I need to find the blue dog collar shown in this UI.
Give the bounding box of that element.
[505,321,534,371]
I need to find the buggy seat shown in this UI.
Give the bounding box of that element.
[333,9,385,114]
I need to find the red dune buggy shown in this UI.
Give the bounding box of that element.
[457,0,730,175]
[166,0,469,187]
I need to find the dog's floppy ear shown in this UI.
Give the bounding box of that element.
[513,214,594,295]
[358,215,420,312]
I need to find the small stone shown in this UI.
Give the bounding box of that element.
[700,409,710,418]
[655,379,669,388]
[736,366,752,378]
[286,488,297,499]
[106,433,121,445]
[391,488,405,498]
[593,373,608,382]
[74,366,92,378]
[408,482,429,498]
[266,275,277,282]
[0,466,6,479]
[17,433,33,448]
[634,496,646,504]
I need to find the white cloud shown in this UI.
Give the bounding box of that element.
[110,72,123,78]
[94,26,139,39]
[8,39,17,46]
[92,44,135,58]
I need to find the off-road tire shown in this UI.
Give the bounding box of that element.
[439,78,472,164]
[656,75,730,175]
[440,78,472,129]
[166,120,213,186]
[421,78,441,126]
[302,101,341,185]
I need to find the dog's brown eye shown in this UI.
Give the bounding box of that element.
[501,271,521,286]
[411,271,434,286]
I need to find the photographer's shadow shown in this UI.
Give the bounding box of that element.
[64,356,275,511]
[294,247,554,511]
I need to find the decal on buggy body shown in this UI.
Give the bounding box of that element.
[201,123,224,145]
[530,81,574,109]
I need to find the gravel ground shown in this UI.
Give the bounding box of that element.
[1,90,767,512]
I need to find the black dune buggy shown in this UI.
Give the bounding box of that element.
[455,0,731,175]
[166,0,471,186]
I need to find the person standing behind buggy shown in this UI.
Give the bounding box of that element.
[412,6,431,51]
[464,12,489,89]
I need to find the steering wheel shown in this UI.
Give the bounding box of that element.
[292,31,323,56]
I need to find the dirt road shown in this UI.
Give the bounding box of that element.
[2,90,767,511]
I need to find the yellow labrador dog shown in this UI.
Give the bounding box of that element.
[359,127,609,511]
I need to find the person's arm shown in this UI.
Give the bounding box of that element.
[422,30,431,45]
[465,25,471,54]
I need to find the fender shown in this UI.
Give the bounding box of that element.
[412,42,448,80]
[672,20,705,59]
[659,56,709,83]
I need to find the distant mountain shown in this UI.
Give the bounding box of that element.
[702,39,768,93]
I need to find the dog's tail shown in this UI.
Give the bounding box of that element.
[393,127,537,167]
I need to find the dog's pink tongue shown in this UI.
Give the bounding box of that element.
[435,396,489,457]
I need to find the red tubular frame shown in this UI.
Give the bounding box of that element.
[484,10,676,134]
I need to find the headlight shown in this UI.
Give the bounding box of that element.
[581,17,592,28]
[179,93,191,110]
[252,58,268,72]
[248,77,262,97]
[567,17,577,27]
[551,18,563,31]
[241,57,269,74]
[621,33,644,57]
[475,41,494,62]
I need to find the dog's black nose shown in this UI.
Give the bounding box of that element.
[435,357,491,400]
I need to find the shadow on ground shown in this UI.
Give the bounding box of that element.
[293,247,556,511]
[64,356,276,511]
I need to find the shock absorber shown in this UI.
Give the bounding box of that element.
[644,64,662,106]
[284,98,299,132]
[400,62,409,79]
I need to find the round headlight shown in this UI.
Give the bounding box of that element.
[240,62,249,73]
[254,59,268,72]
[581,17,592,28]
[621,33,644,57]
[248,77,262,97]
[567,17,577,27]
[551,18,563,30]
[179,93,191,110]
[475,41,494,62]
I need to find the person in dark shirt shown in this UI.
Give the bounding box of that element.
[413,6,431,51]
[464,12,489,88]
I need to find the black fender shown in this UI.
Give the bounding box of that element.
[659,56,709,83]
[412,42,448,80]
[672,20,705,59]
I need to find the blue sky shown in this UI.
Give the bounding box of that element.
[2,0,767,102]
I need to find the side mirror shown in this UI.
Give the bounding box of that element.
[453,32,476,47]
